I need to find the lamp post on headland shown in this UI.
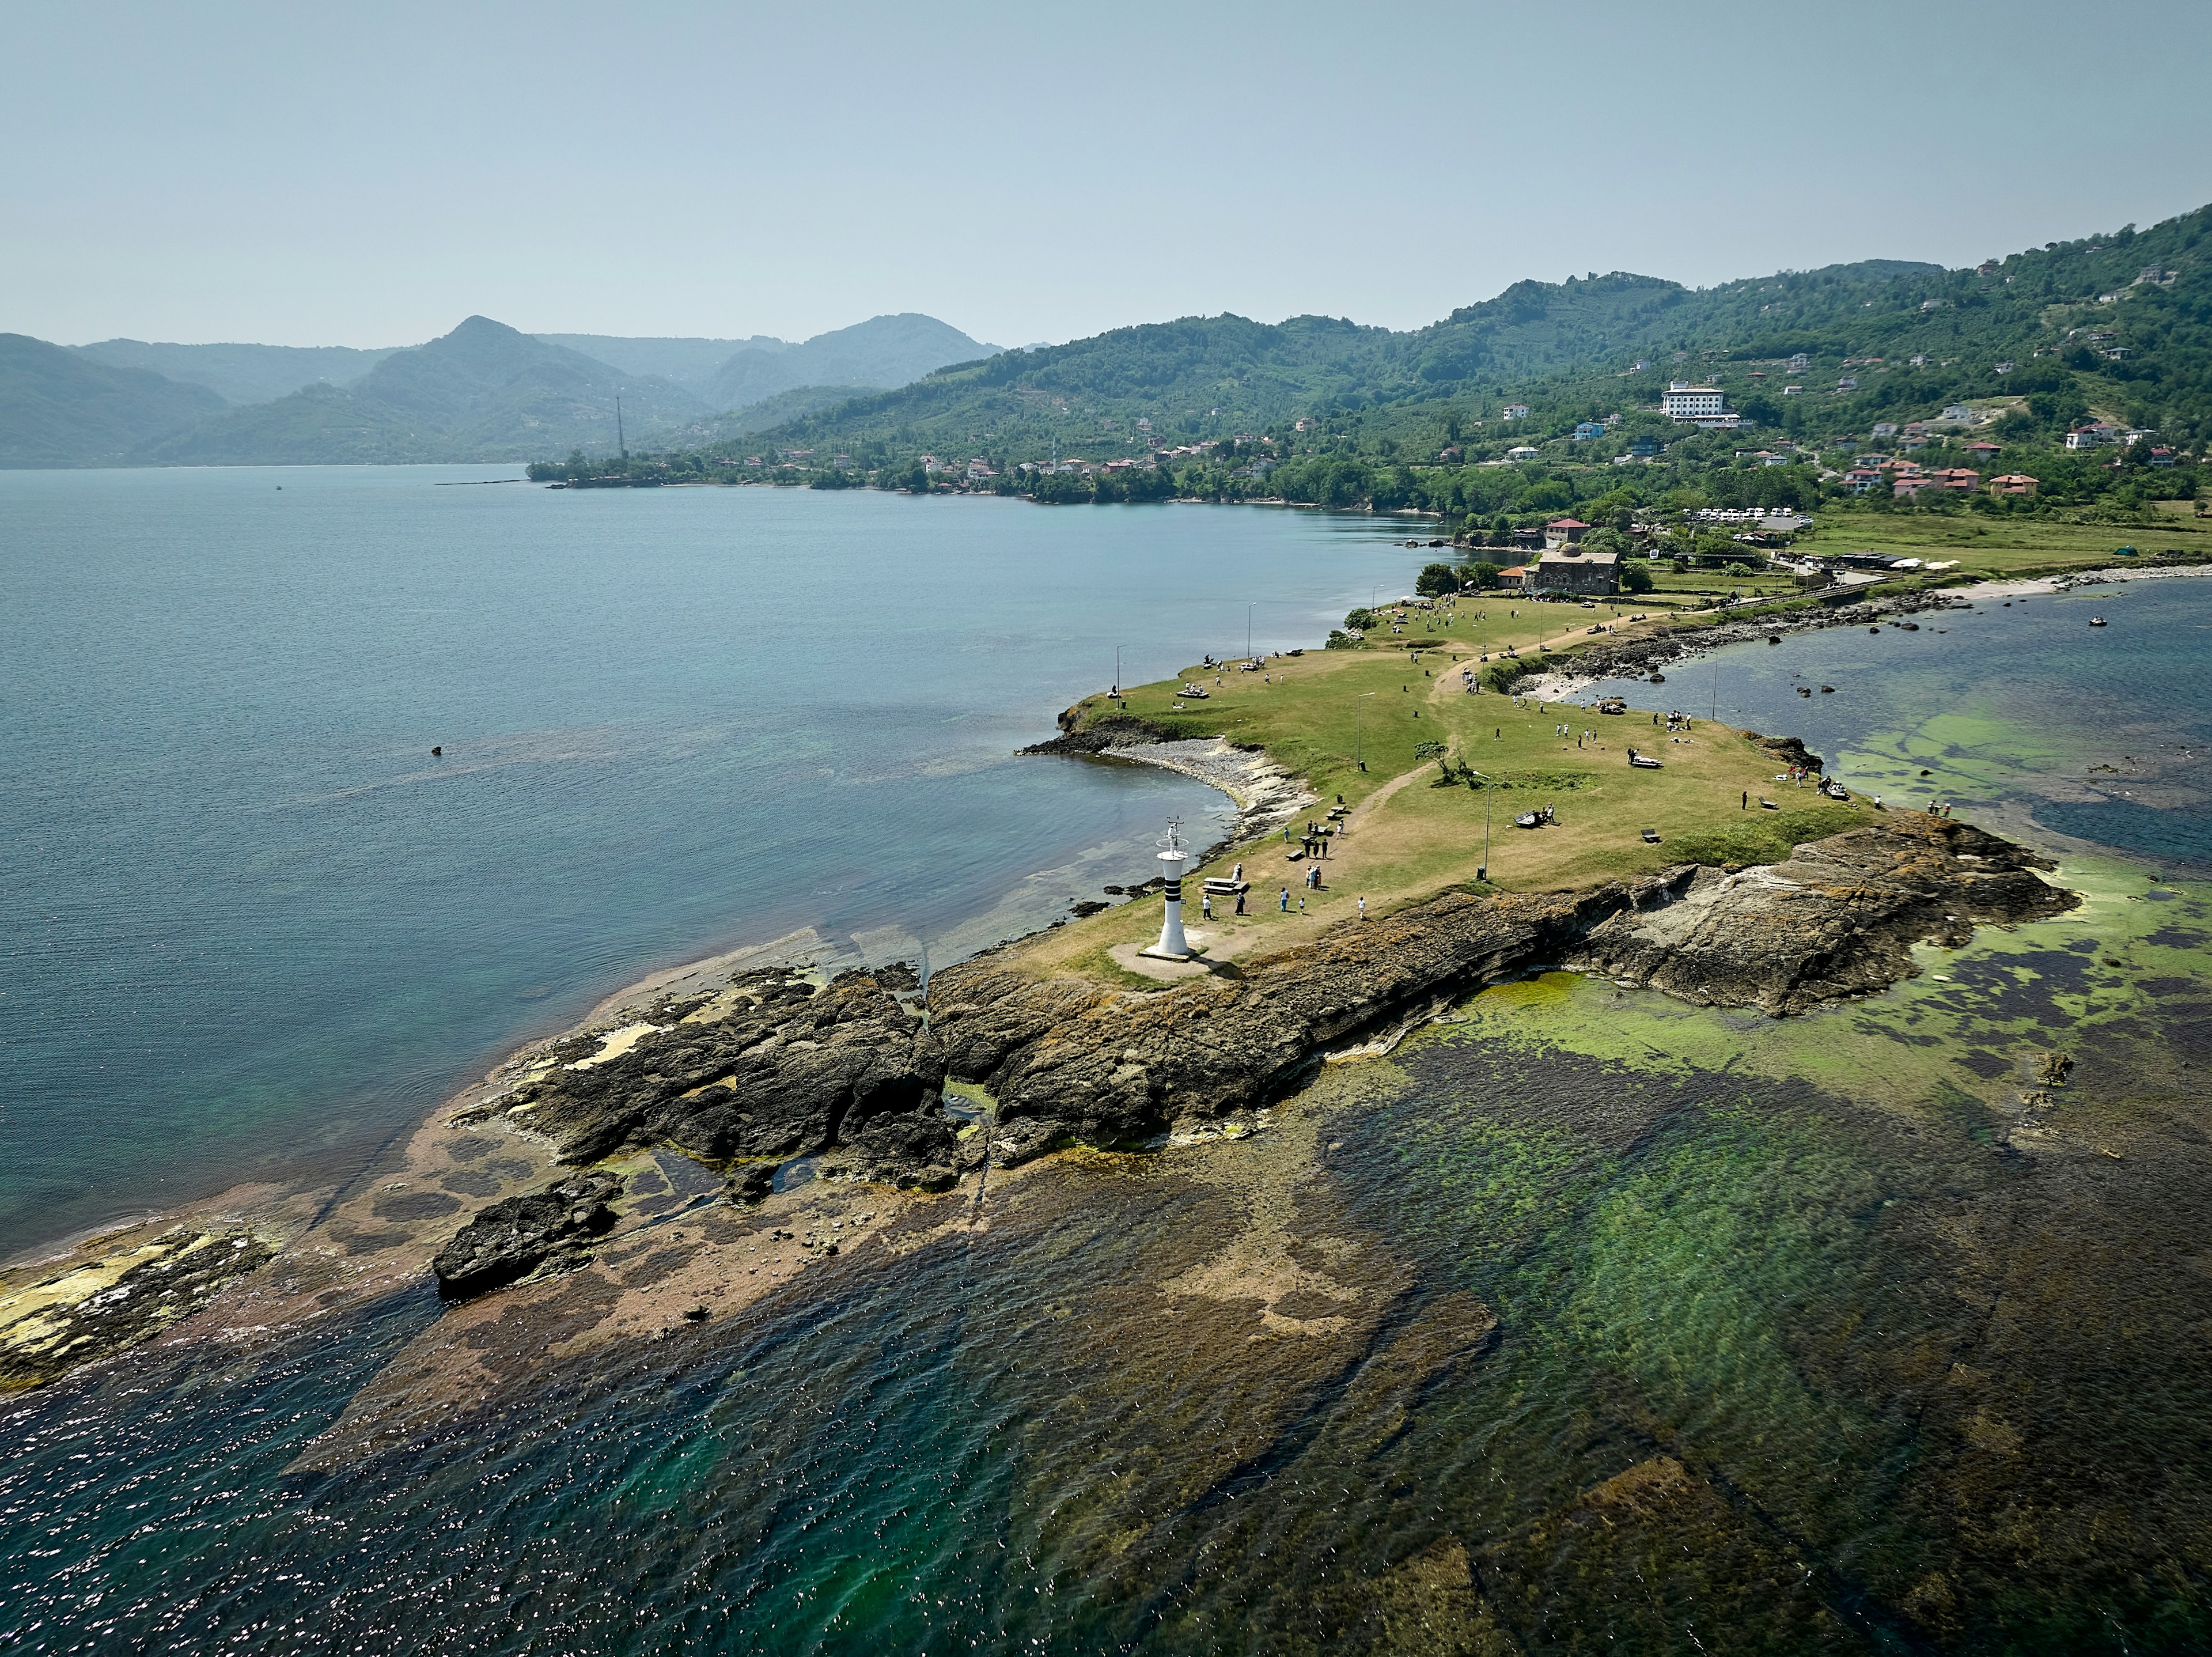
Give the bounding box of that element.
[1139,818,1192,960]
[1469,767,1492,882]
[1355,691,1375,771]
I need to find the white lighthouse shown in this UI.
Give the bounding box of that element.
[1142,818,1193,960]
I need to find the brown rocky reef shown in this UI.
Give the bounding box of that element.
[457,818,2074,1204]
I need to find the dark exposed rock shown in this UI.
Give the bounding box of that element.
[722,1164,777,1204]
[1020,712,1177,756]
[1569,818,2077,1014]
[501,969,937,1167]
[431,1171,624,1299]
[923,879,1652,1163]
[839,1097,961,1186]
[1745,731,1824,774]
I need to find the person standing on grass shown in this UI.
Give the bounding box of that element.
[1202,891,1213,921]
[1279,887,1289,912]
[1358,896,1368,921]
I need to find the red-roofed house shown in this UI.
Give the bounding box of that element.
[1987,473,2038,498]
[1543,517,1590,550]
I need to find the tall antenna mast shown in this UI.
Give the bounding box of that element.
[616,395,627,461]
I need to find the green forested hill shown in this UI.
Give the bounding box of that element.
[617,205,2211,480]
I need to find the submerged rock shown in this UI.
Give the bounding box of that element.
[431,1171,623,1299]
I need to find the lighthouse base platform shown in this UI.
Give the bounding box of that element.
[1115,933,1217,982]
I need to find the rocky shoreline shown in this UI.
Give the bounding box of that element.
[0,801,2082,1375]
[437,815,2074,1259]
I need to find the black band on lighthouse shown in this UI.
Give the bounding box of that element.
[1163,880,1181,902]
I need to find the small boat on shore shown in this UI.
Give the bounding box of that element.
[1514,811,1541,829]
[1627,750,1664,769]
[1823,778,1850,800]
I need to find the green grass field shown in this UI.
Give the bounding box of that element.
[1801,506,2212,577]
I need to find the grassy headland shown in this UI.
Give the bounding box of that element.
[1016,593,1875,986]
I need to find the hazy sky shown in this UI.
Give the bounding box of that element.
[6,0,2209,349]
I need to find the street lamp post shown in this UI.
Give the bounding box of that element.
[1355,691,1375,770]
[1469,767,1492,882]
[1247,603,1254,659]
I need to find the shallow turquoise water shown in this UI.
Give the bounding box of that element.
[0,470,1429,1253]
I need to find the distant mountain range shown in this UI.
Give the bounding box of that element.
[0,335,228,468]
[0,313,1002,468]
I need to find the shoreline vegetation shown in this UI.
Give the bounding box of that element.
[14,560,2194,1394]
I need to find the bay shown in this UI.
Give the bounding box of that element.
[0,467,1434,1256]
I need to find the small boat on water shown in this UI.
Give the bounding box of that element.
[2090,616,2109,627]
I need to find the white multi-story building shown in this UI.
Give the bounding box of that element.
[1659,383,1738,427]
[1661,382,1726,421]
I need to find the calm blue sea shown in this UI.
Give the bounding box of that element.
[0,468,1433,1255]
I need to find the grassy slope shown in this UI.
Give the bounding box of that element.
[1801,502,2212,576]
[1014,595,1874,987]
